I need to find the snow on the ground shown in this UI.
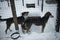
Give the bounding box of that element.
[0,0,60,40]
[0,21,60,40]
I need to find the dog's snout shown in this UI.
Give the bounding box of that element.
[51,15,54,18]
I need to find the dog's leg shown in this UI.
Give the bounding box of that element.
[26,26,31,33]
[21,24,25,33]
[21,26,25,34]
[9,28,12,31]
[22,28,25,34]
[5,22,11,34]
[27,28,30,33]
[26,23,31,33]
[42,24,45,33]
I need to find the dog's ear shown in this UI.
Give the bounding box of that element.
[46,12,51,15]
[22,12,29,16]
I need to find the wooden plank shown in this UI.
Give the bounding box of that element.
[41,0,44,12]
[38,0,39,6]
[22,0,24,6]
[10,0,19,30]
[55,0,60,32]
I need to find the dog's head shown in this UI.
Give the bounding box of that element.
[22,12,29,19]
[45,12,54,18]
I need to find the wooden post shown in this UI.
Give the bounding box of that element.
[10,0,19,30]
[38,0,39,6]
[22,0,24,6]
[55,0,60,32]
[41,0,44,12]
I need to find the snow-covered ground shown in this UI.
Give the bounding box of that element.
[0,0,60,40]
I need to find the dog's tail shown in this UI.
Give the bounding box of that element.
[0,16,7,21]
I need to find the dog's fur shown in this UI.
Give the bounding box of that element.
[0,12,29,34]
[23,12,54,33]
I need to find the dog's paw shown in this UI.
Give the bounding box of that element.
[5,31,7,34]
[10,30,12,32]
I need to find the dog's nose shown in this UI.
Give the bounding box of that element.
[51,15,54,18]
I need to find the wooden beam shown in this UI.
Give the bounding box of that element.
[55,0,60,32]
[10,0,19,30]
[38,0,39,6]
[41,0,44,12]
[22,0,24,6]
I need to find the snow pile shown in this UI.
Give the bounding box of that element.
[18,32,59,40]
